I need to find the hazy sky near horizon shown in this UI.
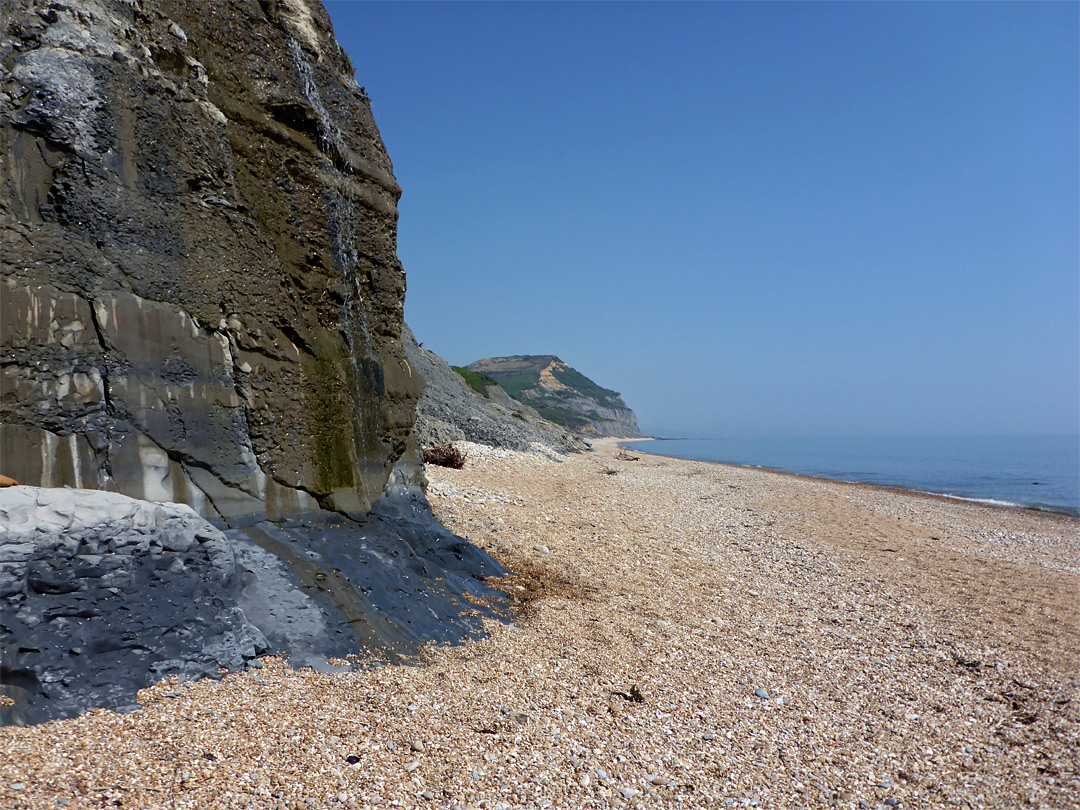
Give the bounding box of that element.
[326,1,1079,438]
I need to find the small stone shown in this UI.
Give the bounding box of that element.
[337,794,347,803]
[410,740,425,752]
[386,741,396,750]
[9,783,25,790]
[404,761,420,773]
[702,732,716,741]
[754,688,770,700]
[621,788,638,799]
[422,792,435,801]
[533,544,550,554]
[579,774,591,788]
[884,800,899,807]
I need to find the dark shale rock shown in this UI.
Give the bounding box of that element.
[1,485,508,726]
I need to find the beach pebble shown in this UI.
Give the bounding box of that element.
[410,740,425,752]
[754,688,770,699]
[404,761,420,772]
[533,544,550,554]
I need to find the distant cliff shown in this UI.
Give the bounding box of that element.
[403,328,587,454]
[467,356,644,438]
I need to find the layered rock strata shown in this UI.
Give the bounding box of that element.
[1,0,421,522]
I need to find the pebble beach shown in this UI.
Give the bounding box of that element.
[2,438,1077,810]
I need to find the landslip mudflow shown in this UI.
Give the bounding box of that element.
[2,440,1077,809]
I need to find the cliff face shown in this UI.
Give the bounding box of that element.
[403,327,588,454]
[0,1,519,726]
[467,356,644,439]
[1,0,422,523]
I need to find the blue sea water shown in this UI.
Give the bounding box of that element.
[622,435,1080,517]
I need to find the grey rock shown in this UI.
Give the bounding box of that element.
[754,688,770,699]
[2,486,509,726]
[404,326,588,455]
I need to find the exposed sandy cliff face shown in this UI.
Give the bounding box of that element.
[1,0,422,522]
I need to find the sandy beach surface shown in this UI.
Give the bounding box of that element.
[2,438,1077,810]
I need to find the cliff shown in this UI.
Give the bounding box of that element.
[0,0,510,726]
[1,0,422,523]
[467,355,644,438]
[403,326,587,454]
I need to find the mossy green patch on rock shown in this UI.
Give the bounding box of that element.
[451,366,497,396]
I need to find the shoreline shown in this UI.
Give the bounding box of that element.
[3,438,1077,809]
[617,437,1080,520]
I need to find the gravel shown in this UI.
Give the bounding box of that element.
[2,439,1077,809]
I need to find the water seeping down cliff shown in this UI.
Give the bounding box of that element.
[0,0,507,724]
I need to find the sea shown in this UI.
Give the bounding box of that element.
[621,434,1080,517]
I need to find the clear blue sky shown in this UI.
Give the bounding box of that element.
[325,1,1079,438]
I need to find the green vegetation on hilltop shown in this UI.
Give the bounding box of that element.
[490,371,542,400]
[465,355,642,437]
[451,366,497,396]
[548,363,622,409]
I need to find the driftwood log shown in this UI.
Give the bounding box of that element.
[423,444,467,469]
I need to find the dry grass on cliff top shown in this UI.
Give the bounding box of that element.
[2,439,1078,810]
